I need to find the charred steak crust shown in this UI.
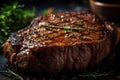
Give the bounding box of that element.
[2,10,116,73]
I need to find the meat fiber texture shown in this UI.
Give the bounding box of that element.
[2,10,117,74]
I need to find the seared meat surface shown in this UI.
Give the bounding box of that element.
[2,10,116,73]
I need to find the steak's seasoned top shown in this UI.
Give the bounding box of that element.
[10,10,107,49]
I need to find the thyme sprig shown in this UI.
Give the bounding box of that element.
[0,69,23,80]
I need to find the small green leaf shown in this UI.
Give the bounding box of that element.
[0,15,5,19]
[64,26,70,30]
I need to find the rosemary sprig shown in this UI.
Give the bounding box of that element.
[41,24,96,31]
[0,69,23,80]
[78,71,113,79]
[43,24,83,30]
[64,26,71,31]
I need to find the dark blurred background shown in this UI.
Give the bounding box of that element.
[0,0,89,7]
[0,0,90,15]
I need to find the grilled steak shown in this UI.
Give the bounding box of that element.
[2,10,117,73]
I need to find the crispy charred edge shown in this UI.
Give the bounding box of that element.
[10,33,23,47]
[2,39,16,63]
[104,21,119,48]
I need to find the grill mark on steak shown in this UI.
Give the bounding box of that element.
[15,11,106,49]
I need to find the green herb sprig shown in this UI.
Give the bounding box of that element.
[79,71,113,79]
[41,23,96,31]
[0,2,35,48]
[0,69,23,80]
